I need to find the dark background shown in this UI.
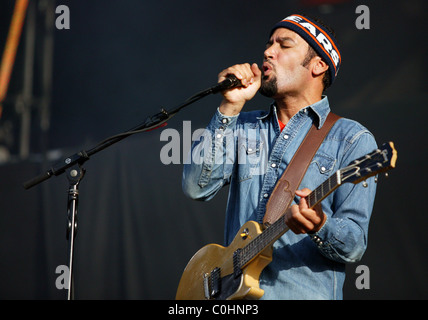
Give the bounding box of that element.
[0,0,427,299]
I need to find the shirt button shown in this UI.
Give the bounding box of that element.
[222,118,228,124]
[271,163,276,168]
[263,193,269,198]
[321,166,326,172]
[283,134,289,140]
[216,133,222,139]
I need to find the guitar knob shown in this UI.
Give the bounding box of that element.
[240,228,250,240]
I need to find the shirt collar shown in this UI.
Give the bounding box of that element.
[257,96,331,129]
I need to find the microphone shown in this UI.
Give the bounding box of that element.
[211,74,243,94]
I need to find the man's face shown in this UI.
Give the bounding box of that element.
[260,28,312,98]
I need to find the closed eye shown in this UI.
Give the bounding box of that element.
[265,37,296,49]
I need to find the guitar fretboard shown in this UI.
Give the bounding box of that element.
[237,171,341,269]
[238,216,288,268]
[307,173,340,208]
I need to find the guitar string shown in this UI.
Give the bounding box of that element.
[239,173,340,269]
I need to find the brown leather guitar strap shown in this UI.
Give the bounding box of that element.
[263,112,341,225]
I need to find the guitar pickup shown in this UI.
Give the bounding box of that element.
[233,249,243,278]
[203,267,221,299]
[210,267,221,298]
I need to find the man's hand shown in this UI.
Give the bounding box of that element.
[284,188,327,234]
[218,63,262,116]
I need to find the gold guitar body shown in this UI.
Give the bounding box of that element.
[176,220,273,300]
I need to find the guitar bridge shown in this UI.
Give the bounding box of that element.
[203,273,210,299]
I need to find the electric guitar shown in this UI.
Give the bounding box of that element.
[176,142,397,300]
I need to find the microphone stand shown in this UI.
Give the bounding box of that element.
[23,78,233,300]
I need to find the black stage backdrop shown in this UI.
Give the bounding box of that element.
[0,0,427,299]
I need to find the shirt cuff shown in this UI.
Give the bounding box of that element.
[308,214,340,254]
[213,107,239,128]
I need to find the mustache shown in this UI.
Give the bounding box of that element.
[262,59,275,75]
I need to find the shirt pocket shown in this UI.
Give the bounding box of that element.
[237,139,264,182]
[311,152,336,176]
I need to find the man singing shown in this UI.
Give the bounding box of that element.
[182,14,377,299]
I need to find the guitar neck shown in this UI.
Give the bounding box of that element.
[307,171,341,208]
[237,170,341,269]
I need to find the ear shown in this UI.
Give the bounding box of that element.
[311,56,329,78]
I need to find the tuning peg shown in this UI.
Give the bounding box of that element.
[374,176,378,183]
[384,172,389,178]
[362,181,368,188]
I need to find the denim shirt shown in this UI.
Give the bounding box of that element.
[182,96,377,300]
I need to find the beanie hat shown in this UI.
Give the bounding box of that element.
[270,14,341,86]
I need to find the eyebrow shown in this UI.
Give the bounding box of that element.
[267,36,297,46]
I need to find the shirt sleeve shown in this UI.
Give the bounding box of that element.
[182,108,239,201]
[308,129,378,263]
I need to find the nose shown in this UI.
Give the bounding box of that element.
[264,43,275,61]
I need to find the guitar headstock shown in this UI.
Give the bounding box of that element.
[340,142,397,185]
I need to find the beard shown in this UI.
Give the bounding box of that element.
[259,75,278,97]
